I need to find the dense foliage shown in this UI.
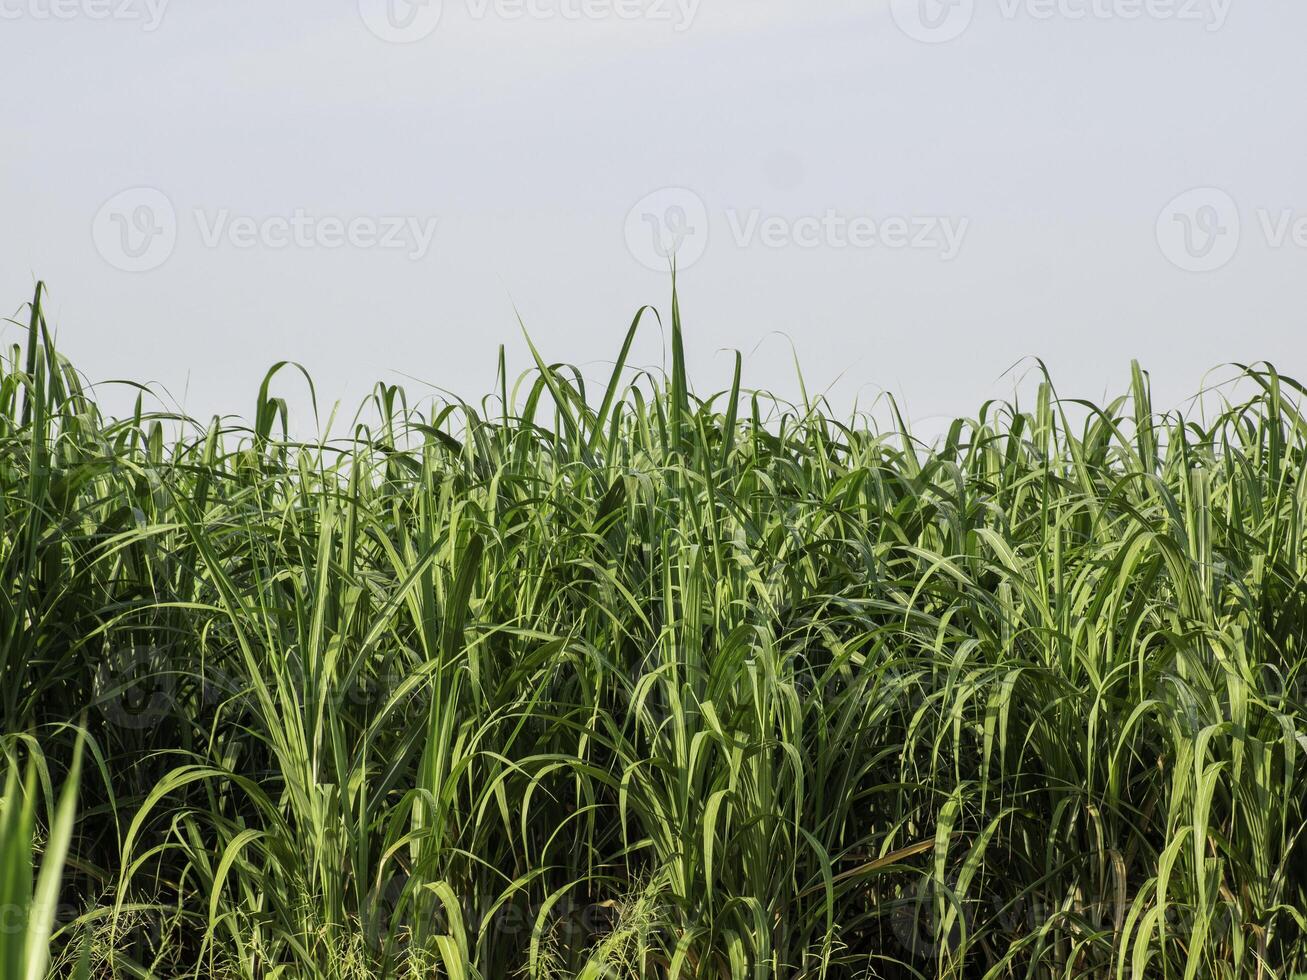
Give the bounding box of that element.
[3,282,1306,978]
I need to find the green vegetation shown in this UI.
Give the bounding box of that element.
[2,281,1306,978]
[1,733,86,980]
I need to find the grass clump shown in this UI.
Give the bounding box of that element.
[2,281,1306,978]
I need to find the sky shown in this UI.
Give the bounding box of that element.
[2,0,1305,432]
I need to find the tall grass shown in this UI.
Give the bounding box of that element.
[1,731,86,980]
[2,280,1305,978]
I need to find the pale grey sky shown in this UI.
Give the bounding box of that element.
[3,1,1305,429]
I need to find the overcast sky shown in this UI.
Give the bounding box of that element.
[3,0,1305,431]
